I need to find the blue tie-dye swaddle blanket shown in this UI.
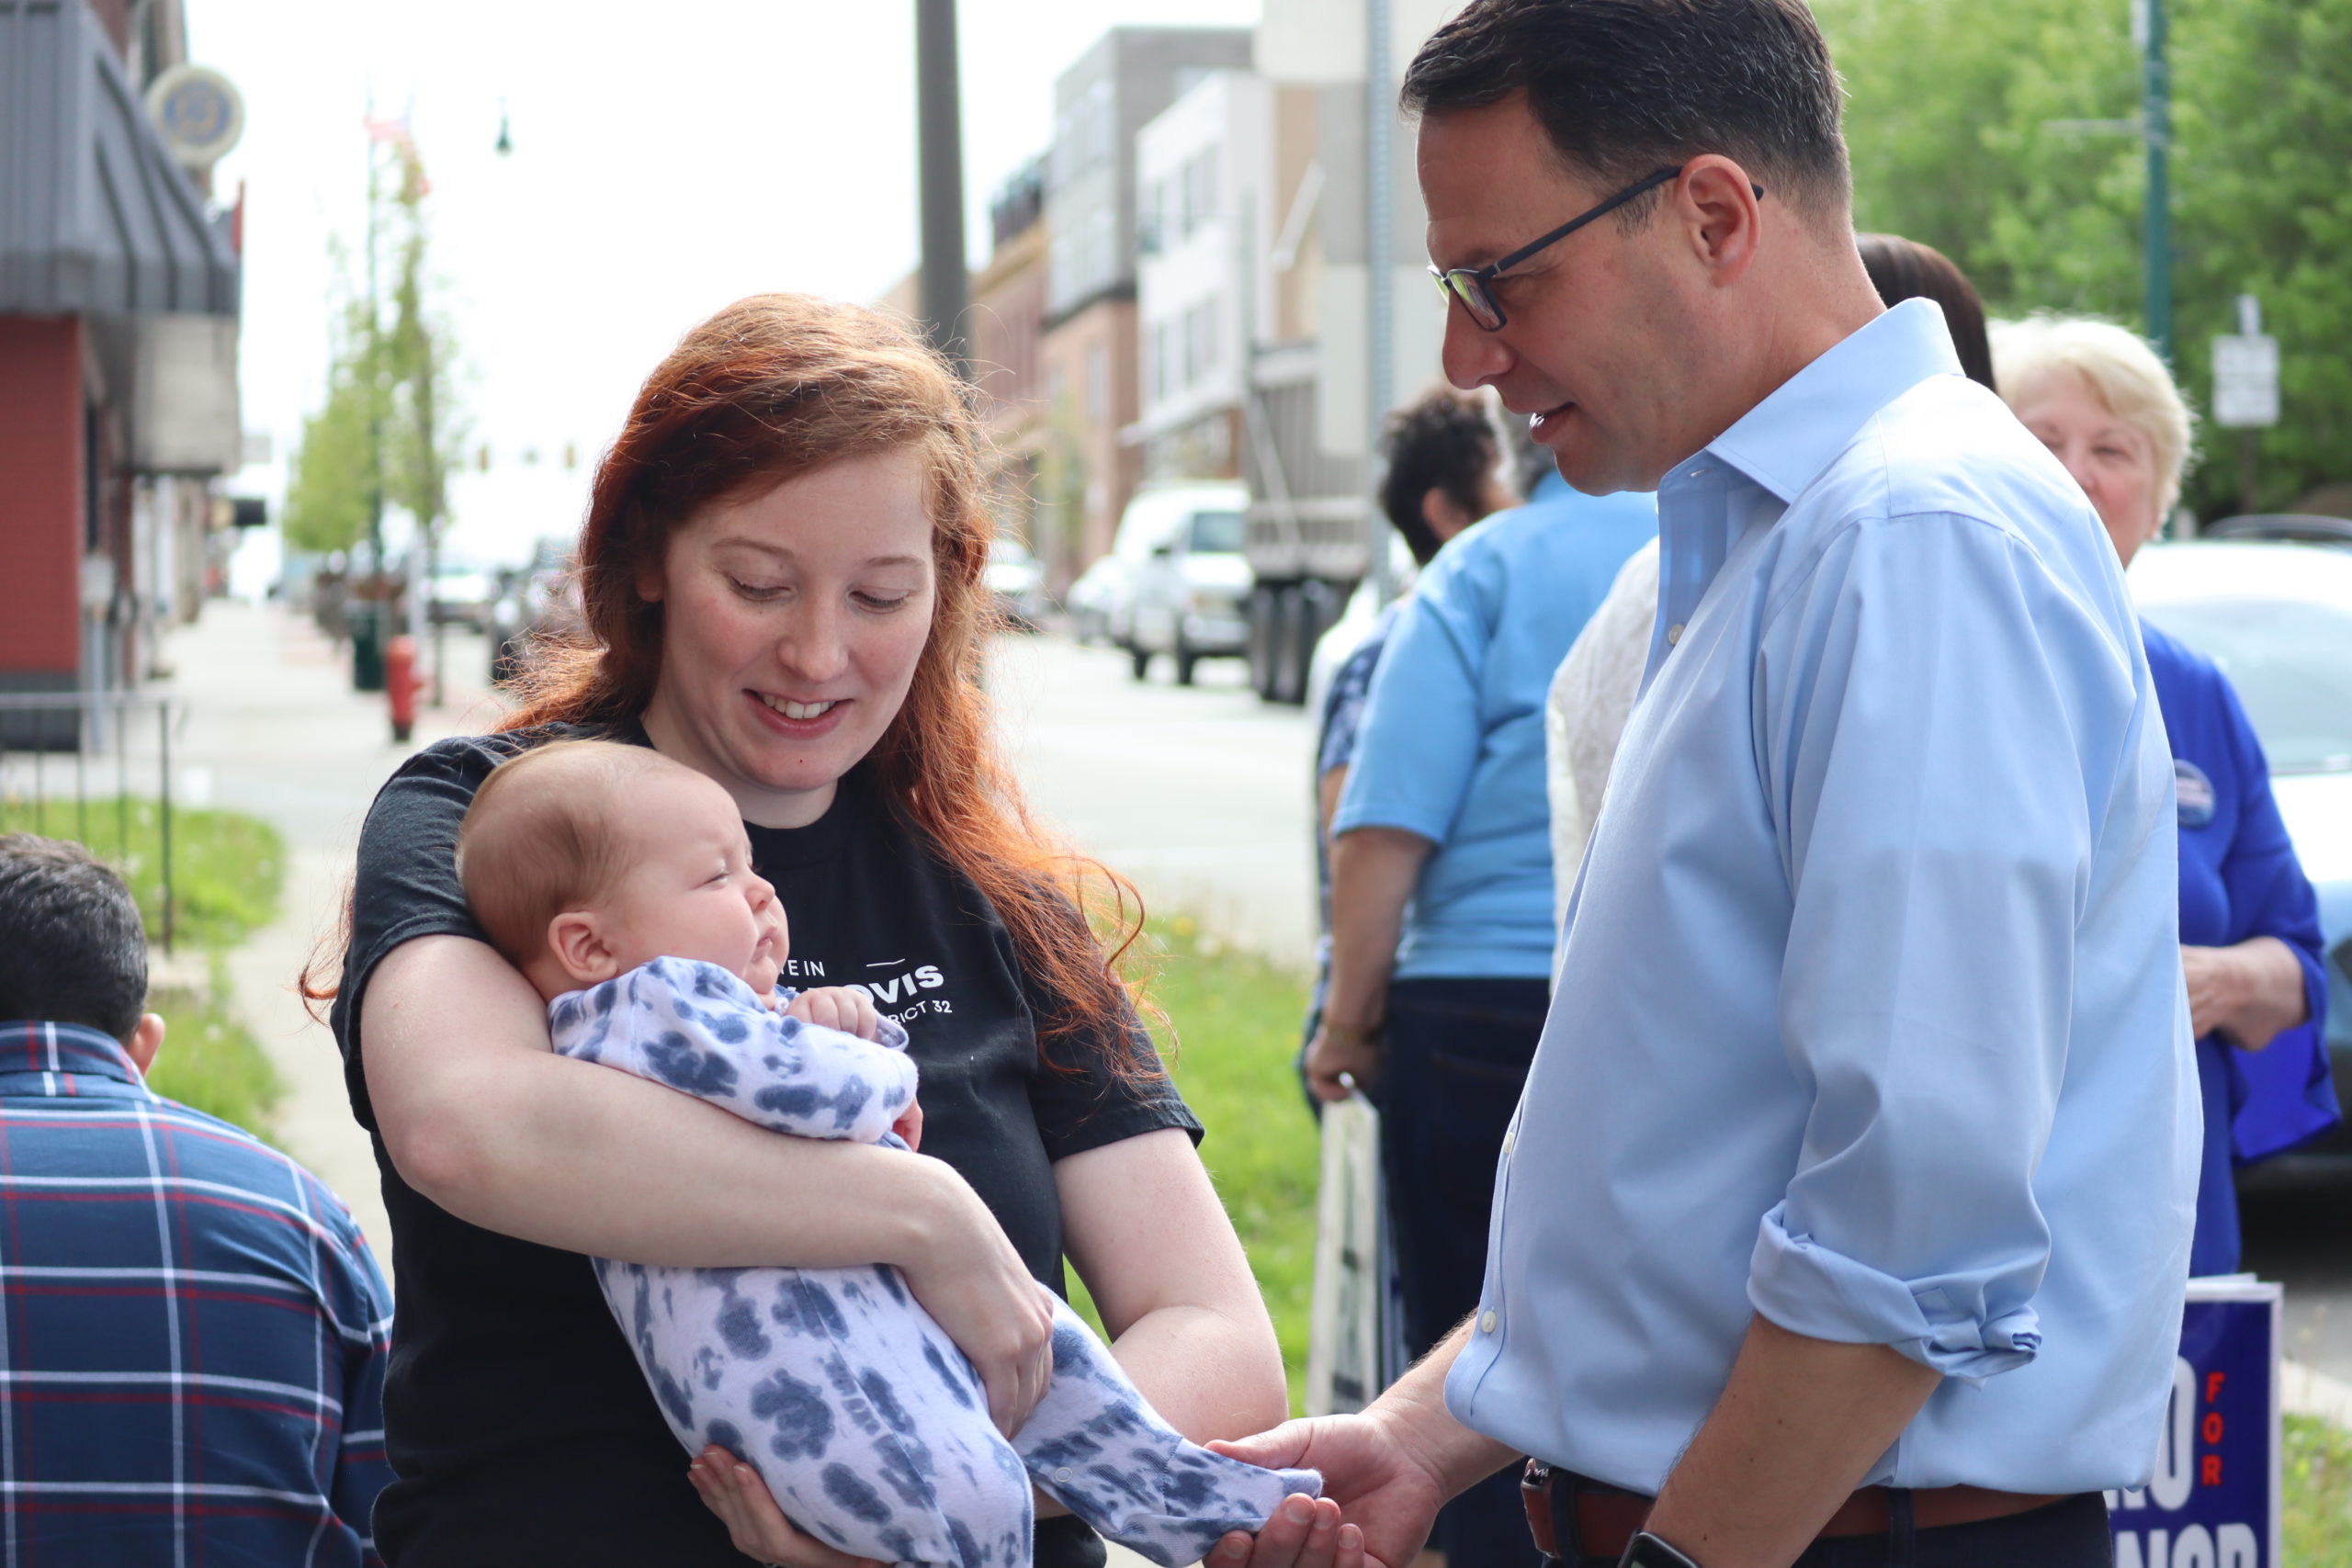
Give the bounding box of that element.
[549,957,1320,1568]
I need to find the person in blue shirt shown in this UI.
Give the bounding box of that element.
[1303,387,1518,1106]
[1996,314,2337,1277]
[1216,5,2194,1567]
[1306,383,1654,1564]
[0,834,394,1566]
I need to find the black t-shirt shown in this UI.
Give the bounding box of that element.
[329,723,1200,1567]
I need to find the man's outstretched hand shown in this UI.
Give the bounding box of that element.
[1202,1414,1452,1568]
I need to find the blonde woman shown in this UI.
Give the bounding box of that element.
[1994,314,2337,1277]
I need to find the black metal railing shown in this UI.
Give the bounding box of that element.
[0,693,189,951]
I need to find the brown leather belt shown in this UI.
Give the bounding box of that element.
[1520,1461,2064,1562]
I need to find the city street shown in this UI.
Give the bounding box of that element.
[136,605,2352,1432]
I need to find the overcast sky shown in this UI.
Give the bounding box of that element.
[197,0,1259,578]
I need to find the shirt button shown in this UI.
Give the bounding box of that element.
[1501,1130,1515,1155]
[1480,1310,1498,1334]
[1056,1466,1073,1483]
[1666,622,1685,645]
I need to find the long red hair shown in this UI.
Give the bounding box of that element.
[315,294,1154,1066]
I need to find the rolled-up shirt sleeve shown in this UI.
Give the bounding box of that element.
[1745,512,2143,1381]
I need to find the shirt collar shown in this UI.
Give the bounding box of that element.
[1702,299,1965,502]
[0,1021,148,1090]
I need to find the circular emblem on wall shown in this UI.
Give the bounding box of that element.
[145,63,245,172]
[2175,758,2217,828]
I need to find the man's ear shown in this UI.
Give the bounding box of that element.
[1676,154,1765,287]
[546,911,621,987]
[124,1012,166,1076]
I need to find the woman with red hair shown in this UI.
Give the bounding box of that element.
[315,295,1289,1566]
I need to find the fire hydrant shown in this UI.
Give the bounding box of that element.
[385,634,422,743]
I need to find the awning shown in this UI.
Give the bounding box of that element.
[0,0,237,317]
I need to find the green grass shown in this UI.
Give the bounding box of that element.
[1062,915,1322,1412]
[145,968,284,1135]
[0,795,286,1134]
[2290,1415,2352,1566]
[0,795,284,953]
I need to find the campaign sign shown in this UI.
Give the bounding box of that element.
[2108,1279,2281,1568]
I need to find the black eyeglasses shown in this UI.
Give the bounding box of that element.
[1429,164,1764,332]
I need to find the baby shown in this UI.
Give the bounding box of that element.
[455,740,1318,1568]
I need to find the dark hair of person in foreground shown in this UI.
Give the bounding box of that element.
[0,834,146,1039]
[1858,232,1997,391]
[1379,389,1508,564]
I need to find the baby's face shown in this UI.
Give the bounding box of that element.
[588,768,786,994]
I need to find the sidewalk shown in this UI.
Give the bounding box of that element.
[156,600,507,1260]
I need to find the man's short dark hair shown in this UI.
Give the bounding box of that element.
[1379,388,1505,564]
[0,835,149,1039]
[1402,0,1850,224]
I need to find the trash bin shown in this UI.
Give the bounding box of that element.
[351,601,387,692]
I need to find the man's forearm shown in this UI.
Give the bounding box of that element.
[1643,1315,1942,1568]
[1326,826,1435,1033]
[1367,1319,1522,1502]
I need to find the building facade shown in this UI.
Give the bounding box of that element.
[0,0,242,741]
[1130,69,1268,486]
[1041,25,1251,570]
[969,159,1056,576]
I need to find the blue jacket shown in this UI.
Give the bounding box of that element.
[2144,620,2338,1274]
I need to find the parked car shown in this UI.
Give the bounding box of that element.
[490,537,582,687]
[1066,553,1128,646]
[2201,513,2352,549]
[984,536,1048,630]
[427,558,500,632]
[2132,539,2352,1187]
[1113,482,1251,684]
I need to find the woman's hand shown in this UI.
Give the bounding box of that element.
[895,1158,1058,1437]
[1305,1024,1383,1101]
[687,1447,878,1568]
[2183,937,2310,1051]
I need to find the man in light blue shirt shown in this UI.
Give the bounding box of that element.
[1217,4,2195,1567]
[1307,446,1653,1568]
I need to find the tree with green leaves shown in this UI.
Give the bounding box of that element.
[279,130,465,693]
[1817,0,2352,516]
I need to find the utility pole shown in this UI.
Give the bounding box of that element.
[915,0,969,379]
[1364,0,1396,604]
[2138,0,2172,363]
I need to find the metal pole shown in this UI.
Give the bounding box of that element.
[2141,0,2172,362]
[158,702,174,954]
[1365,0,1396,605]
[915,0,970,378]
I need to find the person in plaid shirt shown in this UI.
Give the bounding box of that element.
[0,834,392,1564]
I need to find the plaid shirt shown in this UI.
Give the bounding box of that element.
[0,1021,393,1565]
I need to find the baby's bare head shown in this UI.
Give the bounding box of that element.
[457,740,784,999]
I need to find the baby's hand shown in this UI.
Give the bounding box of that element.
[786,985,883,1042]
[891,1099,923,1152]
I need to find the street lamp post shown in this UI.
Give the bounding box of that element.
[915,0,969,380]
[2139,0,2172,363]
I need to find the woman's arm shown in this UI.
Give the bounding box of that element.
[1057,1126,1292,1441]
[364,933,1055,1430]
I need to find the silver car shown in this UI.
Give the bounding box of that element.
[1116,482,1252,685]
[2132,539,2352,1185]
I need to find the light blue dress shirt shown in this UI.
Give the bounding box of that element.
[1334,470,1657,980]
[1445,300,2199,1495]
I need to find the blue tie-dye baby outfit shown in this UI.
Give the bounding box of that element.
[549,957,1318,1568]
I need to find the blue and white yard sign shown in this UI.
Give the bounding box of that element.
[2109,1278,2282,1568]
